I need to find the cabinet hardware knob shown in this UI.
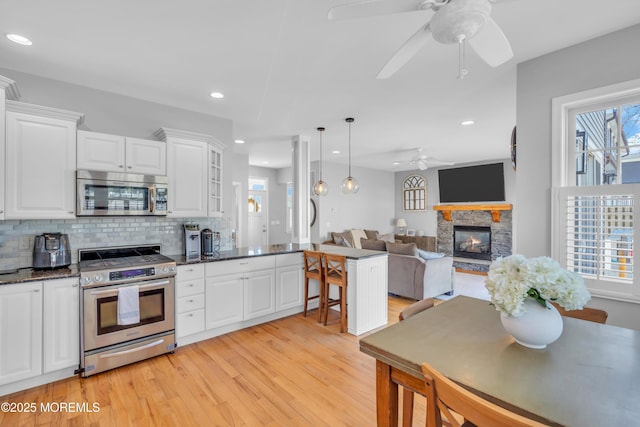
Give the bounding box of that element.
[119,165,124,168]
[0,209,3,214]
[127,166,132,169]
[73,284,78,287]
[34,289,40,293]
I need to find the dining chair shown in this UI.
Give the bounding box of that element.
[303,250,324,321]
[421,362,549,427]
[321,253,348,332]
[398,298,435,427]
[550,302,608,324]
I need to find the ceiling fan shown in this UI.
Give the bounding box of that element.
[395,148,455,170]
[328,0,514,79]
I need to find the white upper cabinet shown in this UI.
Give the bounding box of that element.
[155,128,225,218]
[5,101,84,219]
[0,75,19,220]
[77,130,166,175]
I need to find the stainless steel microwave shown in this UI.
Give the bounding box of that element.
[77,170,168,216]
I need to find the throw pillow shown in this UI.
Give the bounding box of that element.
[350,229,367,249]
[385,242,418,256]
[361,238,386,251]
[376,232,395,243]
[364,229,379,240]
[418,249,446,260]
[331,231,353,247]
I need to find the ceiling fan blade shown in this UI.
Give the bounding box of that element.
[328,0,428,21]
[377,23,433,79]
[468,17,513,67]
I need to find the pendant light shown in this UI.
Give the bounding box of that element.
[341,117,359,194]
[313,127,329,196]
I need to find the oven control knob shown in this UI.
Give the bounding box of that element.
[94,275,104,283]
[161,267,169,273]
[81,276,91,285]
[170,266,177,273]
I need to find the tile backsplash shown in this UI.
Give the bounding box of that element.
[0,216,232,271]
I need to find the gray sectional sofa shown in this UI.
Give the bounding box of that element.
[324,229,455,300]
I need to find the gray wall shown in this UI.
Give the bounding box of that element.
[312,161,396,243]
[516,24,640,329]
[393,160,516,238]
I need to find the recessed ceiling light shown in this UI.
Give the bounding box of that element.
[393,162,400,166]
[332,150,341,154]
[461,120,475,126]
[6,34,32,46]
[262,161,269,165]
[210,92,224,99]
[234,139,245,144]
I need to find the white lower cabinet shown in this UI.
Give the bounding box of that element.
[176,264,206,338]
[0,282,43,385]
[176,254,305,344]
[275,253,304,311]
[205,273,244,329]
[43,278,79,373]
[243,270,276,320]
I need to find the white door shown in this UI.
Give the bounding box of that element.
[248,188,268,247]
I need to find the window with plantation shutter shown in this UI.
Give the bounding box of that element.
[553,83,640,302]
[556,187,636,298]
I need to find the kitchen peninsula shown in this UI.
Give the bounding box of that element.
[172,243,388,344]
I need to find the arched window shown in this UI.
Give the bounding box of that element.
[403,175,426,211]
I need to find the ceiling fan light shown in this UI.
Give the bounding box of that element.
[430,0,490,43]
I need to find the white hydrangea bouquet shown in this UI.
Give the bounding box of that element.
[485,254,591,317]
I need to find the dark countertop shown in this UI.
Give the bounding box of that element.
[170,243,387,265]
[0,265,80,285]
[0,243,387,284]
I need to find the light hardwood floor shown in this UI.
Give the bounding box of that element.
[1,296,426,426]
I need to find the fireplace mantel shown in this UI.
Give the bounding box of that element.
[434,204,512,223]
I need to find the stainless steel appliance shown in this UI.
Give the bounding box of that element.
[76,170,168,216]
[184,224,200,261]
[78,244,177,377]
[33,233,71,269]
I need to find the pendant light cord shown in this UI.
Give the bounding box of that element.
[346,118,354,176]
[317,127,324,181]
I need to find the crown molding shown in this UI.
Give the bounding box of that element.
[0,75,20,100]
[6,100,85,125]
[154,127,226,150]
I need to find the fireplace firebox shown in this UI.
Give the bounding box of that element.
[453,225,491,261]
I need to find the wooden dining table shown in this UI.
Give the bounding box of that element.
[359,295,640,427]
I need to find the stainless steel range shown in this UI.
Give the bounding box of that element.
[78,244,177,377]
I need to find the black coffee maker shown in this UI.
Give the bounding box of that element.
[201,229,220,256]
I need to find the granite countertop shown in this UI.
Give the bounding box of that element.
[170,242,387,265]
[0,264,80,285]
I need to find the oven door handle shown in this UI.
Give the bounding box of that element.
[88,279,172,296]
[98,339,166,359]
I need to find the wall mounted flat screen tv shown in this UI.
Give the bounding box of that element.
[438,163,505,203]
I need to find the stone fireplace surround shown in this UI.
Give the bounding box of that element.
[435,204,512,273]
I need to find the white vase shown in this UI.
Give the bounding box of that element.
[500,298,563,349]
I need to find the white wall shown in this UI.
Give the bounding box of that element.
[313,161,396,243]
[393,160,516,238]
[516,24,640,329]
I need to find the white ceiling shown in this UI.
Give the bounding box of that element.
[2,0,640,171]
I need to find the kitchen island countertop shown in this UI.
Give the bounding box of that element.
[169,243,386,265]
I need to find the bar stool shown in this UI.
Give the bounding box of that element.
[321,253,348,333]
[303,250,324,321]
